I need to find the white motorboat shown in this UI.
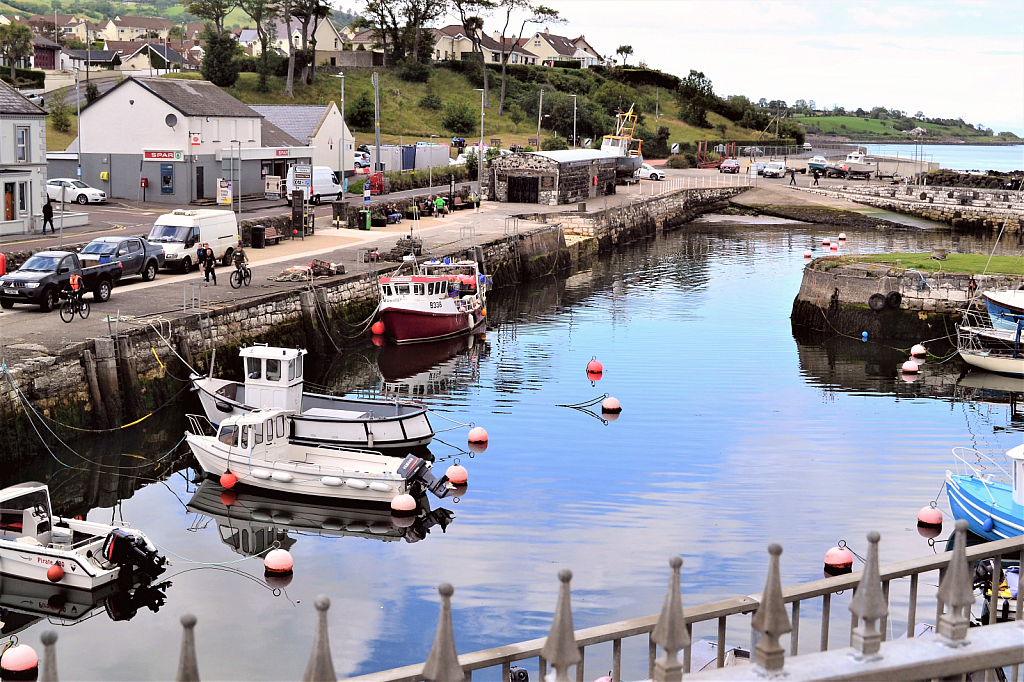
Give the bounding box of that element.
[600,104,643,179]
[193,345,435,450]
[184,410,456,503]
[807,155,828,172]
[185,479,454,552]
[0,482,166,590]
[842,151,874,174]
[377,258,487,344]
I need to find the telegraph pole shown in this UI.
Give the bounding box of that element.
[372,72,381,172]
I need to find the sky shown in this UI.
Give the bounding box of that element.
[372,0,1024,136]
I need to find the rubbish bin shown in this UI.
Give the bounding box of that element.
[359,210,371,231]
[251,225,266,249]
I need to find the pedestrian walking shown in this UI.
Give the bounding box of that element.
[42,198,54,233]
[812,169,820,186]
[200,242,216,285]
[789,168,797,185]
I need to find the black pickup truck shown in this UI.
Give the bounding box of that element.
[0,251,122,311]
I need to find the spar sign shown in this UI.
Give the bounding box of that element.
[144,150,184,161]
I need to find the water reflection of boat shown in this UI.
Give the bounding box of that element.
[0,573,169,638]
[946,445,1024,541]
[377,334,485,399]
[185,480,454,553]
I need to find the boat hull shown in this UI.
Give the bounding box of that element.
[983,291,1024,332]
[959,348,1024,377]
[946,472,1024,541]
[380,307,484,344]
[0,529,117,590]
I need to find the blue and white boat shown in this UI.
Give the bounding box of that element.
[982,290,1024,332]
[946,444,1024,541]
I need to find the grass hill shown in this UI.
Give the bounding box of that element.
[795,114,1020,143]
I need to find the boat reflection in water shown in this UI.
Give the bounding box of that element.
[955,370,1024,433]
[376,333,487,399]
[0,573,169,638]
[185,479,455,557]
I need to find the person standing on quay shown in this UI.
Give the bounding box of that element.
[42,198,54,233]
[812,169,820,186]
[789,168,797,185]
[201,243,217,285]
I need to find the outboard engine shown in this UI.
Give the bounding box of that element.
[397,455,449,499]
[102,529,167,579]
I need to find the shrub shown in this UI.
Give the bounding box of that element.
[347,91,376,130]
[85,82,100,104]
[664,154,688,169]
[541,136,568,151]
[48,87,72,133]
[397,59,431,83]
[442,101,476,134]
[419,91,443,111]
[683,152,698,167]
[464,149,478,177]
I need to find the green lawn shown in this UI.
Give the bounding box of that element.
[849,252,1024,276]
[794,115,998,142]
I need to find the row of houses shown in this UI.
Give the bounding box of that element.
[0,14,194,45]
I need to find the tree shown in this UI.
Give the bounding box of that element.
[715,122,727,138]
[615,44,632,66]
[180,0,233,35]
[451,0,495,108]
[507,102,524,131]
[402,0,447,62]
[914,110,924,119]
[200,27,239,87]
[361,0,403,67]
[794,99,807,110]
[540,135,567,151]
[442,101,476,134]
[282,0,296,96]
[0,23,33,81]
[292,0,331,84]
[757,97,767,108]
[492,0,562,114]
[674,69,714,128]
[347,91,376,128]
[85,81,100,103]
[48,86,72,133]
[808,100,816,111]
[238,0,279,91]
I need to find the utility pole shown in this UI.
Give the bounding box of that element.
[332,73,345,193]
[570,94,577,148]
[536,89,543,149]
[372,72,381,172]
[475,88,484,209]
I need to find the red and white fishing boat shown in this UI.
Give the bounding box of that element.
[377,257,487,344]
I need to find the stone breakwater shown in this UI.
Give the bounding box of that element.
[791,257,1024,340]
[0,186,748,443]
[798,185,1024,233]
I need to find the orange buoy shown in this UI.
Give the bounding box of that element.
[220,490,238,506]
[901,360,919,374]
[450,483,468,499]
[838,233,847,240]
[823,545,854,575]
[586,356,603,375]
[1,645,38,679]
[371,321,385,335]
[390,493,417,516]
[467,426,488,443]
[468,440,488,454]
[445,464,468,485]
[830,244,838,251]
[220,472,237,489]
[917,504,943,528]
[264,548,294,576]
[601,397,622,414]
[822,238,831,246]
[804,250,812,258]
[371,335,385,347]
[46,563,64,583]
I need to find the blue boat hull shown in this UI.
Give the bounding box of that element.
[984,299,1024,333]
[946,472,1024,541]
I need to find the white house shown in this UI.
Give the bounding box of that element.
[250,103,354,172]
[0,80,47,235]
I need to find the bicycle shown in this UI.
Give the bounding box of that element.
[229,262,252,289]
[59,290,90,323]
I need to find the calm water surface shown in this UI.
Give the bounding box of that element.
[7,222,1023,680]
[863,143,1024,172]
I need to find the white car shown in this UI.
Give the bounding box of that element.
[762,162,787,178]
[354,151,370,169]
[636,163,665,181]
[46,179,106,205]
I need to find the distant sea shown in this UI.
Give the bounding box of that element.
[862,143,1023,172]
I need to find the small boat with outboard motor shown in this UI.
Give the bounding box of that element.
[807,155,828,172]
[0,482,167,590]
[193,344,435,450]
[376,257,487,344]
[184,410,462,504]
[945,444,1024,541]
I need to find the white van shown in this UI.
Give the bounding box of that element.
[147,209,239,273]
[286,166,342,205]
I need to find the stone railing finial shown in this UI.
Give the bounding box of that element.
[540,570,581,682]
[937,520,975,642]
[422,583,464,682]
[651,556,689,682]
[40,631,58,682]
[303,596,337,682]
[751,543,791,672]
[176,614,200,682]
[849,531,888,656]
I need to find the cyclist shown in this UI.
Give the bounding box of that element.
[67,271,83,309]
[232,244,248,271]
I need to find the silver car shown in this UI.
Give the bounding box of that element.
[46,179,106,205]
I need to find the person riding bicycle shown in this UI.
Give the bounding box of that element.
[67,271,83,306]
[232,245,248,271]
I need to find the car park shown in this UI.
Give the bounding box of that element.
[46,179,106,205]
[79,236,165,281]
[763,162,787,178]
[636,163,665,181]
[719,159,741,173]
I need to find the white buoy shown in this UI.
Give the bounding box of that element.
[838,233,847,240]
[901,360,919,374]
[911,343,927,357]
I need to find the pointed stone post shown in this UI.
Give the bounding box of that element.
[541,570,581,682]
[422,584,464,682]
[751,543,791,673]
[176,614,200,682]
[936,520,975,643]
[849,532,888,657]
[651,557,690,682]
[303,596,337,682]
[39,631,58,682]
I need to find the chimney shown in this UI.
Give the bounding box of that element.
[493,30,500,42]
[544,27,549,34]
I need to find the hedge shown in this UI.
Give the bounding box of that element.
[551,60,580,69]
[590,65,680,90]
[2,68,45,90]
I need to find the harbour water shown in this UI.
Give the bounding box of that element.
[5,220,1023,680]
[862,143,1024,173]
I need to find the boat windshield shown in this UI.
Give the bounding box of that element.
[218,424,238,446]
[0,489,49,534]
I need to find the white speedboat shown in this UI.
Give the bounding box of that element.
[184,410,456,503]
[958,310,1024,377]
[193,345,435,450]
[0,482,166,590]
[377,258,487,344]
[842,151,874,174]
[982,290,1024,332]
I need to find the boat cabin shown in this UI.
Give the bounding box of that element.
[379,260,481,302]
[239,345,307,412]
[217,408,292,459]
[0,482,53,545]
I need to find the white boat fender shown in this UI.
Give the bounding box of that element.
[47,564,64,582]
[347,522,368,533]
[369,482,391,493]
[271,471,294,483]
[0,644,39,679]
[346,479,369,490]
[252,469,272,480]
[321,519,345,531]
[321,477,344,487]
[251,510,273,522]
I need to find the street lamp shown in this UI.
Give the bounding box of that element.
[428,134,438,189]
[474,88,484,210]
[569,94,577,149]
[542,114,550,147]
[331,73,345,195]
[230,139,240,216]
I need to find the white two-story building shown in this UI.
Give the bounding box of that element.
[0,80,46,235]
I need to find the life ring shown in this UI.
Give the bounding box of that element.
[868,293,887,311]
[886,291,902,309]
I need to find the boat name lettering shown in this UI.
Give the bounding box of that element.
[430,301,442,309]
[36,557,66,567]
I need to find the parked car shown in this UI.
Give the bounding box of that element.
[79,236,165,282]
[147,209,239,273]
[754,161,768,175]
[354,151,370,169]
[46,179,106,205]
[0,251,121,311]
[25,93,44,107]
[636,163,665,181]
[743,147,764,157]
[719,159,741,173]
[763,162,787,178]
